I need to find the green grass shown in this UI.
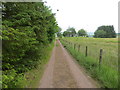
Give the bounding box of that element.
[62,37,118,70]
[24,41,54,88]
[61,37,118,88]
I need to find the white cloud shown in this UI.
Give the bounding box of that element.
[45,0,119,33]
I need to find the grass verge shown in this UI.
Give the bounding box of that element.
[61,40,118,88]
[24,41,54,88]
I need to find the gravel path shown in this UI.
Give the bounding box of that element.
[39,40,98,88]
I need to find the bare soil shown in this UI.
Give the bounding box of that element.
[39,40,99,88]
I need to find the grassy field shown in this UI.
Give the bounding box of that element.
[61,37,118,88]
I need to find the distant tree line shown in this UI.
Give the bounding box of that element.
[61,27,87,37]
[57,25,116,38]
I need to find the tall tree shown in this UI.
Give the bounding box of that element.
[94,30,106,38]
[94,25,116,38]
[67,27,76,37]
[2,2,58,88]
[78,29,87,37]
[56,27,62,37]
[63,27,76,37]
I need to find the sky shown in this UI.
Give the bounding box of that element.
[45,0,119,33]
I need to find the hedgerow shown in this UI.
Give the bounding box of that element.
[2,2,58,88]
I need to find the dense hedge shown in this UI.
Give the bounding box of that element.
[2,2,58,88]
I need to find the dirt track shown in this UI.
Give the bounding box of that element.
[39,40,99,88]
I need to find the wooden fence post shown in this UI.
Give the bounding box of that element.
[74,44,76,50]
[85,46,88,57]
[72,43,73,48]
[99,49,103,68]
[78,45,80,52]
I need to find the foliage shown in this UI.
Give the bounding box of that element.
[63,27,76,37]
[78,29,87,37]
[2,2,58,88]
[94,30,106,38]
[63,31,68,37]
[94,25,116,38]
[25,41,54,88]
[56,27,62,38]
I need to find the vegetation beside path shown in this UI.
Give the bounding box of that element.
[25,42,54,88]
[2,2,58,88]
[60,37,118,88]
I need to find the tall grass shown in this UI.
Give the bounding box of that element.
[60,38,118,88]
[63,37,118,70]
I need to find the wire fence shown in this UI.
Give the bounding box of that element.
[61,39,118,71]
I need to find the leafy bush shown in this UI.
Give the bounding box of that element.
[2,2,58,88]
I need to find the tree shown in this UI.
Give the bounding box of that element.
[94,30,106,38]
[67,27,76,37]
[78,29,87,37]
[56,27,62,38]
[2,2,58,88]
[63,31,69,37]
[94,25,116,38]
[63,27,76,37]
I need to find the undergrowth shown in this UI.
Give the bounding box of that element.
[25,41,54,88]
